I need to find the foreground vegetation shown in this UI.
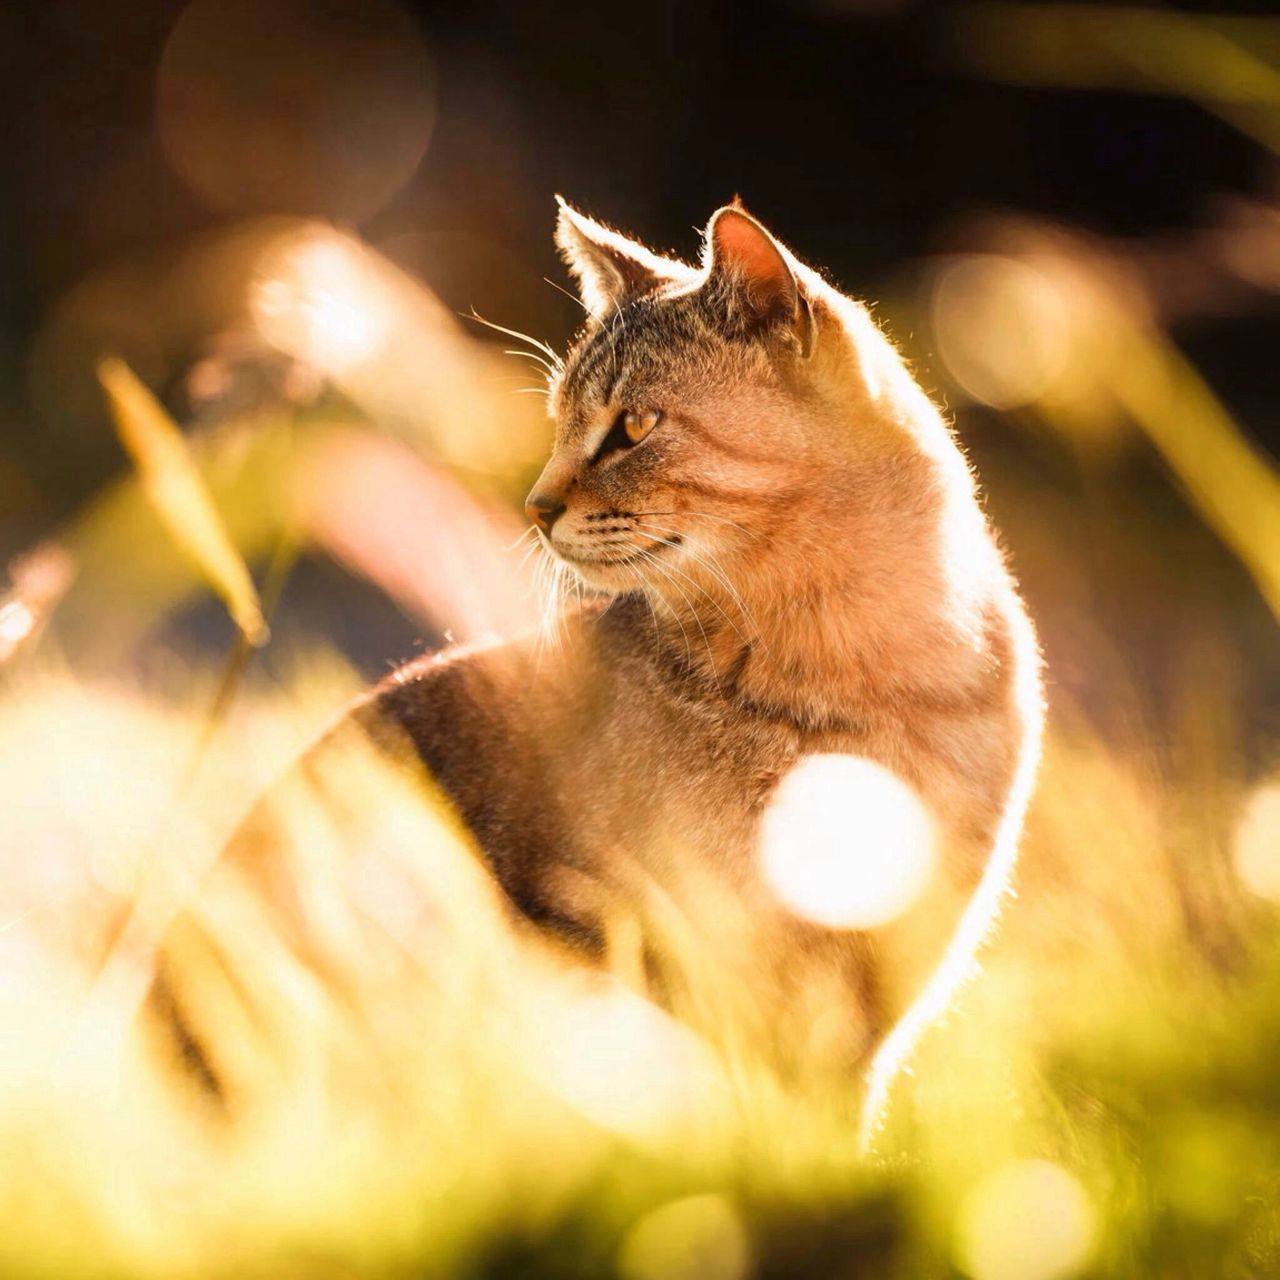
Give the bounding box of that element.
[0,640,1276,1279]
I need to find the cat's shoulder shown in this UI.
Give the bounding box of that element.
[354,633,532,749]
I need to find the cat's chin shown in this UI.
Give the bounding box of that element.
[558,555,650,593]
[553,535,683,592]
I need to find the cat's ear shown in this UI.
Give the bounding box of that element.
[555,197,677,319]
[703,205,814,357]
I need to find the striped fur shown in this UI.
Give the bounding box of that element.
[181,202,1044,1135]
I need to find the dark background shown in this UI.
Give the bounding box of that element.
[2,0,1277,744]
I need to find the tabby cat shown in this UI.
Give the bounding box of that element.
[184,200,1043,1142]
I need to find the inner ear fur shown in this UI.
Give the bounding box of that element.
[555,197,688,318]
[704,205,815,357]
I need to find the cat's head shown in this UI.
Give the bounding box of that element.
[526,199,918,596]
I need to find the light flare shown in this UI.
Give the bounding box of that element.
[1233,777,1280,903]
[617,1193,752,1280]
[249,224,550,479]
[524,975,723,1142]
[955,1158,1097,1280]
[0,602,36,662]
[759,754,937,930]
[252,233,392,376]
[930,254,1077,411]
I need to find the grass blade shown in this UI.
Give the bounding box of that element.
[97,356,268,646]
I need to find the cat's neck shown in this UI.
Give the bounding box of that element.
[618,465,1003,732]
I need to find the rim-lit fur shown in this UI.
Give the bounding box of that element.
[176,202,1044,1144]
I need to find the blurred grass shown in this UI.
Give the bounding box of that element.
[0,647,1276,1278]
[3,41,1280,1272]
[956,5,1280,155]
[0,327,1276,1279]
[97,357,268,648]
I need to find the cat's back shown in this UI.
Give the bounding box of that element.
[342,623,611,935]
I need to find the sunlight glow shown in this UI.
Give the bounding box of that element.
[157,0,435,221]
[955,1159,1097,1280]
[1233,778,1280,903]
[759,754,936,930]
[617,1193,752,1280]
[931,254,1075,411]
[527,976,721,1142]
[0,601,35,662]
[252,232,392,376]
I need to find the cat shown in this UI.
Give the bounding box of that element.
[165,200,1044,1144]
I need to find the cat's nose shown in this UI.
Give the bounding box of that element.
[525,491,567,533]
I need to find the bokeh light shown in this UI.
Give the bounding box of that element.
[617,1193,753,1280]
[525,976,722,1142]
[4,2,1280,1274]
[252,230,394,377]
[249,222,550,479]
[759,754,937,929]
[157,0,435,221]
[1233,778,1280,903]
[955,1159,1097,1280]
[0,602,36,663]
[929,254,1076,411]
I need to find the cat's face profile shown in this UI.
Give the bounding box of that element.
[528,201,875,596]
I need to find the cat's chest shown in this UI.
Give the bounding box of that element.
[551,611,991,889]
[565,677,811,877]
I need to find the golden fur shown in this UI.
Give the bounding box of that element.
[172,202,1044,1137]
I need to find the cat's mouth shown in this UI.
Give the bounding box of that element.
[599,534,683,568]
[549,533,683,583]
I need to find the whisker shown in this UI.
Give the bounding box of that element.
[652,556,721,687]
[503,349,558,377]
[543,276,589,313]
[486,371,549,393]
[532,551,558,663]
[637,550,716,683]
[622,563,662,654]
[646,536,763,653]
[467,310,563,369]
[514,540,544,576]
[553,560,568,633]
[534,556,568,673]
[635,552,694,670]
[505,526,539,552]
[632,528,753,646]
[633,568,661,652]
[634,522,751,613]
[633,509,769,644]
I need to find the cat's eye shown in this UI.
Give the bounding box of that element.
[624,409,660,444]
[594,407,662,462]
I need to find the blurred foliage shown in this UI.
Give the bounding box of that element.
[98,356,268,646]
[0,647,1277,1278]
[2,2,1280,1278]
